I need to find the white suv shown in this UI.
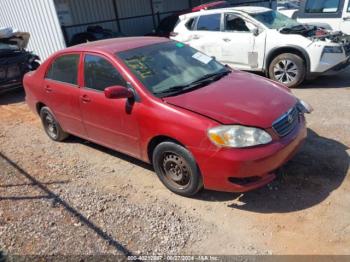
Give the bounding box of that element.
[171,6,350,87]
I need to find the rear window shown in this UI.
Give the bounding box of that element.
[305,0,340,13]
[46,54,79,85]
[186,18,196,30]
[196,14,221,31]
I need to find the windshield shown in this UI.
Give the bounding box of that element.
[117,41,227,97]
[251,10,300,29]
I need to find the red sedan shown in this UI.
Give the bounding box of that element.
[23,37,312,196]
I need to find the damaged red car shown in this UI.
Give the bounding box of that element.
[24,37,312,196]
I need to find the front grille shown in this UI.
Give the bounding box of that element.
[272,106,299,137]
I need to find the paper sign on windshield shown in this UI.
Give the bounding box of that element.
[192,52,212,65]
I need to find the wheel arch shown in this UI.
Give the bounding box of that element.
[36,102,47,115]
[265,46,310,76]
[147,135,186,164]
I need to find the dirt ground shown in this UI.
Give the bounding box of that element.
[0,69,349,257]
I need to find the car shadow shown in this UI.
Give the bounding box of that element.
[64,136,154,172]
[0,89,25,105]
[253,68,350,89]
[196,129,349,213]
[301,70,350,89]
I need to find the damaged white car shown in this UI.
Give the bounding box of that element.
[171,6,350,87]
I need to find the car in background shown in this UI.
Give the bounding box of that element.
[289,0,350,35]
[172,6,350,87]
[147,1,230,37]
[69,26,124,46]
[277,0,300,18]
[24,37,311,196]
[0,28,40,93]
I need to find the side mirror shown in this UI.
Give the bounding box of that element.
[252,27,260,36]
[104,86,134,99]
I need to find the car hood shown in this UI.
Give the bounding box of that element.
[163,71,297,128]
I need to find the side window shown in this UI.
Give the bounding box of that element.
[84,54,126,92]
[225,14,250,32]
[348,1,350,12]
[185,18,195,30]
[196,14,221,31]
[46,54,79,85]
[305,0,340,13]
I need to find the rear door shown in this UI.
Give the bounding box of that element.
[79,53,140,158]
[44,53,86,136]
[186,13,223,60]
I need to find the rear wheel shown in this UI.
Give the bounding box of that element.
[152,141,203,197]
[268,53,306,88]
[40,107,69,142]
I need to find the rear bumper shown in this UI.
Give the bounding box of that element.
[190,120,307,193]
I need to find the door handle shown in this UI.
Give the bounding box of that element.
[343,16,350,21]
[192,35,201,40]
[81,95,91,103]
[45,85,53,93]
[223,38,231,42]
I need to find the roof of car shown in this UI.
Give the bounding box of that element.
[64,37,171,54]
[228,6,271,14]
[182,6,271,17]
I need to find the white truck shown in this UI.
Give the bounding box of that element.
[171,6,350,87]
[281,0,350,35]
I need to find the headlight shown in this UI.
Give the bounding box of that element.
[207,125,272,148]
[297,100,313,114]
[323,46,343,54]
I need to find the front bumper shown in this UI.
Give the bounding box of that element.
[190,120,307,192]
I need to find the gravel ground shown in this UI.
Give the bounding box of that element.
[0,116,204,256]
[0,69,349,257]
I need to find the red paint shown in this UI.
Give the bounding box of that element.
[192,1,230,12]
[24,37,307,193]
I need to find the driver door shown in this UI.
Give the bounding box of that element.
[79,53,140,158]
[219,13,265,70]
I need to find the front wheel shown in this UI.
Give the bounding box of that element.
[268,53,306,88]
[152,142,203,197]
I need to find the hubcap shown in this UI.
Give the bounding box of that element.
[273,59,299,84]
[44,113,58,138]
[161,153,191,188]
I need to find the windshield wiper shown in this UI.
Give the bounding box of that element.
[154,69,231,97]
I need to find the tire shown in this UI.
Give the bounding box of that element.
[152,141,203,197]
[40,107,69,142]
[268,53,306,88]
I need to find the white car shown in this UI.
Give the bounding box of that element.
[171,6,350,87]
